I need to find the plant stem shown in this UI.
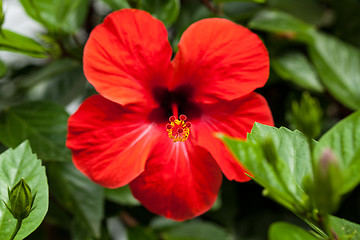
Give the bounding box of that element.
[200,0,220,15]
[9,219,22,240]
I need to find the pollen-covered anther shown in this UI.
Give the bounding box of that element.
[166,115,191,142]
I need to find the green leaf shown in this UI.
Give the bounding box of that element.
[309,32,360,110]
[267,0,324,25]
[47,162,104,238]
[329,216,360,240]
[220,123,313,212]
[0,141,48,240]
[107,217,128,240]
[0,101,71,162]
[15,59,86,106]
[101,0,130,10]
[141,0,180,26]
[0,30,48,58]
[163,221,231,240]
[268,222,318,240]
[105,185,140,206]
[314,111,360,194]
[0,59,6,77]
[222,2,263,22]
[272,52,323,92]
[248,9,315,43]
[19,0,90,34]
[128,226,158,240]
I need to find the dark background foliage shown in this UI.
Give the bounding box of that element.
[1,0,360,239]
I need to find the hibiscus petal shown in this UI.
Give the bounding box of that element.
[192,93,274,182]
[129,137,222,221]
[66,95,160,188]
[83,9,173,107]
[172,18,269,103]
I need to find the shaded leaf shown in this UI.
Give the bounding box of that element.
[0,101,71,162]
[128,226,157,240]
[47,162,104,238]
[248,9,315,43]
[107,216,128,240]
[309,32,360,110]
[215,0,265,3]
[101,0,130,10]
[163,221,231,240]
[15,59,86,106]
[272,51,323,92]
[141,0,180,26]
[0,141,48,240]
[105,185,140,206]
[0,59,6,77]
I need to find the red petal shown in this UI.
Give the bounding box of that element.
[129,137,222,221]
[192,93,274,182]
[66,95,160,188]
[172,18,269,103]
[83,9,172,107]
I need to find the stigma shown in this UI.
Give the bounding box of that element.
[166,114,191,142]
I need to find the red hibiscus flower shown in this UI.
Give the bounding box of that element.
[66,9,273,221]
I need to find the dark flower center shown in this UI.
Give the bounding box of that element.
[148,85,202,124]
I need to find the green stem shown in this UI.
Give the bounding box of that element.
[9,219,22,240]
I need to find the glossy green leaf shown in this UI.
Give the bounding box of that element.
[15,59,86,106]
[272,52,323,92]
[0,101,71,162]
[314,111,360,194]
[101,0,130,9]
[221,123,313,212]
[141,0,180,26]
[0,29,48,58]
[268,222,318,240]
[248,9,315,43]
[47,162,104,238]
[163,221,231,240]
[0,141,48,240]
[330,216,360,240]
[105,185,140,206]
[309,32,360,110]
[19,0,90,34]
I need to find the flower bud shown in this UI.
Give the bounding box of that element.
[4,178,37,220]
[313,148,342,214]
[290,92,322,139]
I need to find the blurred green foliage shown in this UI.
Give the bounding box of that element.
[1,0,360,239]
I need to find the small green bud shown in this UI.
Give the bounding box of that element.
[4,178,37,220]
[313,148,342,214]
[290,92,323,139]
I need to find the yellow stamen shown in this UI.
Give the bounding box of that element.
[166,115,191,142]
